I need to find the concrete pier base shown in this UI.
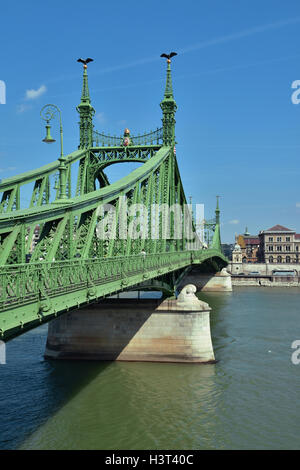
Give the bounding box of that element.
[45,285,215,363]
[181,267,232,292]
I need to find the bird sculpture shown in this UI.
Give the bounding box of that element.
[160,52,177,63]
[77,58,94,68]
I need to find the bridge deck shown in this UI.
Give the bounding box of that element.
[0,249,227,341]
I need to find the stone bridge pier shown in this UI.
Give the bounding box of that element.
[45,285,215,364]
[179,267,232,292]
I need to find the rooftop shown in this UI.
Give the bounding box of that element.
[244,237,260,245]
[264,224,294,233]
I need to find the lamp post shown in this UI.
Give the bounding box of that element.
[41,104,67,200]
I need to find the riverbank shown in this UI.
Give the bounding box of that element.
[231,274,300,287]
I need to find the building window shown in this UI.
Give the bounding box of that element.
[296,246,299,252]
[286,246,291,251]
[286,237,290,242]
[277,237,281,242]
[268,246,273,251]
[277,246,282,251]
[268,237,273,242]
[286,256,291,263]
[269,256,273,263]
[277,255,282,263]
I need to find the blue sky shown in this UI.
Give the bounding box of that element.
[1,0,300,242]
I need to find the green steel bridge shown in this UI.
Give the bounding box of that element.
[0,59,228,341]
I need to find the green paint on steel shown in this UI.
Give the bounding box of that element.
[211,196,222,252]
[160,61,177,146]
[77,65,95,149]
[0,57,228,341]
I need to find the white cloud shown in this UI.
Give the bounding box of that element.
[25,84,47,100]
[229,219,239,224]
[296,203,300,208]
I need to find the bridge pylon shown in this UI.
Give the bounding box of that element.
[211,196,222,252]
[77,62,95,149]
[160,59,177,147]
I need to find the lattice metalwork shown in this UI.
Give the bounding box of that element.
[93,128,163,147]
[0,57,227,341]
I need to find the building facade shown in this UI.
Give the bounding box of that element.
[258,225,300,264]
[237,228,260,263]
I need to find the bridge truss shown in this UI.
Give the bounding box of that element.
[0,59,227,341]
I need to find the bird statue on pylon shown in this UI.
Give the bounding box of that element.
[160,52,177,63]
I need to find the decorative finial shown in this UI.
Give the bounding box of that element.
[123,128,131,147]
[160,52,177,63]
[160,52,177,101]
[77,58,94,104]
[77,58,94,68]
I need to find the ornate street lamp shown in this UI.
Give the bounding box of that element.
[41,104,67,200]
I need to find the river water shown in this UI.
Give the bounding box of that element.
[0,287,299,450]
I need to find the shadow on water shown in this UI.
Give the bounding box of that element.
[19,360,220,450]
[5,287,299,450]
[39,288,300,450]
[0,322,113,450]
[1,291,231,450]
[17,293,233,450]
[0,297,192,449]
[1,294,165,449]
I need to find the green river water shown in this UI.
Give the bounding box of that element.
[1,287,299,450]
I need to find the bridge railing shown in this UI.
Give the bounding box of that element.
[93,128,163,147]
[0,251,194,312]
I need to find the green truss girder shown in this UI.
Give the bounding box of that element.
[0,59,227,343]
[0,143,226,341]
[0,146,162,212]
[0,248,228,341]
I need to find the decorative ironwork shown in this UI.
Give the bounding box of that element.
[0,247,228,340]
[93,127,163,147]
[40,104,59,124]
[0,56,227,341]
